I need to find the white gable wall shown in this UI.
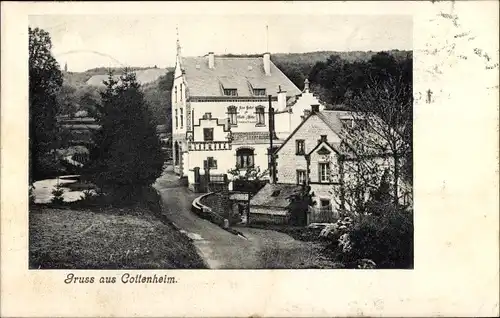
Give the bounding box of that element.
[276,114,340,184]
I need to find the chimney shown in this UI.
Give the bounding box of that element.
[277,86,287,110]
[304,78,310,93]
[208,52,215,69]
[311,104,320,113]
[263,52,271,76]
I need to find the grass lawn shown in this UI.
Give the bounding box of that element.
[243,224,343,268]
[29,206,207,269]
[258,244,343,269]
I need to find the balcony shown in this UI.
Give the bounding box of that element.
[188,141,232,151]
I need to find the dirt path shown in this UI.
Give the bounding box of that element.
[153,166,328,269]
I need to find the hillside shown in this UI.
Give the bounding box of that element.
[86,68,172,87]
[60,67,174,128]
[58,50,410,132]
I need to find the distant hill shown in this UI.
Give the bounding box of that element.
[272,49,411,65]
[58,50,410,133]
[86,68,172,87]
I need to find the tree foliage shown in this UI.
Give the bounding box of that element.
[29,27,63,182]
[143,70,174,128]
[86,70,164,201]
[287,185,315,226]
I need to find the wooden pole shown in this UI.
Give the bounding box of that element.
[268,94,276,184]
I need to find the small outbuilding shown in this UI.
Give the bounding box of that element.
[248,183,302,225]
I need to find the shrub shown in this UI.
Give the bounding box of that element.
[29,185,36,205]
[51,184,65,205]
[337,204,413,269]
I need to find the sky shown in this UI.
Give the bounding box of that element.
[29,14,412,72]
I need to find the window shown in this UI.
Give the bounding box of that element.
[223,88,238,96]
[320,199,331,212]
[271,190,281,197]
[180,108,184,128]
[236,148,254,168]
[175,109,178,129]
[203,128,213,141]
[227,106,237,125]
[174,86,177,102]
[341,118,354,128]
[256,106,265,125]
[296,170,306,185]
[204,157,217,169]
[253,88,266,96]
[296,140,305,155]
[319,163,330,183]
[180,83,183,101]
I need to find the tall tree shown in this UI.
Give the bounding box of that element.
[86,70,164,201]
[338,60,413,206]
[29,27,63,182]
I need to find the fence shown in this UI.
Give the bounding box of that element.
[207,173,227,192]
[191,167,229,193]
[307,206,340,224]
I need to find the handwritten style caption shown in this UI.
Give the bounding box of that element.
[64,273,178,284]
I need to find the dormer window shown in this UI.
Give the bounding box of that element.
[253,88,266,96]
[341,118,355,128]
[223,89,238,96]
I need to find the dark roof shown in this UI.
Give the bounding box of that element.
[181,56,301,97]
[250,183,302,208]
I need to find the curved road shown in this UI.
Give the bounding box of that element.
[153,166,327,269]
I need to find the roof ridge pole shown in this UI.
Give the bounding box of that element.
[176,26,182,58]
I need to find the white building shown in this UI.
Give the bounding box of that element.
[171,38,326,191]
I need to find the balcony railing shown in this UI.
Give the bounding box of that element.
[188,141,232,151]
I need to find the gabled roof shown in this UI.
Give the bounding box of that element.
[275,109,356,156]
[315,110,355,135]
[180,56,301,97]
[307,139,342,157]
[250,183,302,208]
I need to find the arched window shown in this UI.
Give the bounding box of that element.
[227,106,237,126]
[236,148,254,168]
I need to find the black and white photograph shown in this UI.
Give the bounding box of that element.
[28,12,414,270]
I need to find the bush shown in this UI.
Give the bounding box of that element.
[336,204,413,269]
[51,184,65,205]
[29,185,36,205]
